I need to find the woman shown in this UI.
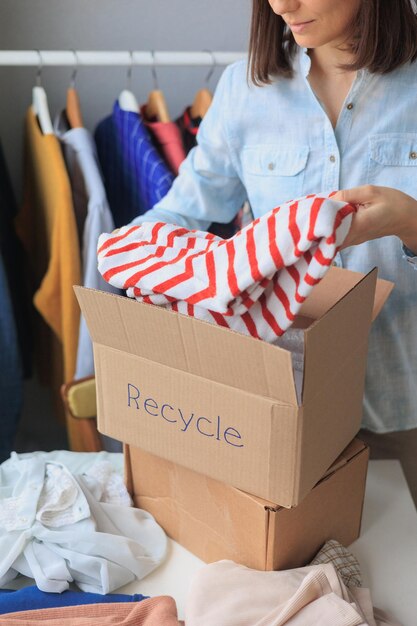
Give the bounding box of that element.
[130,0,417,504]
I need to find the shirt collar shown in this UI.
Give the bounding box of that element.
[297,45,369,82]
[54,110,95,153]
[298,47,312,78]
[296,45,370,98]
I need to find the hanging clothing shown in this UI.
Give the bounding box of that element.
[0,254,22,464]
[0,586,148,614]
[0,453,167,594]
[175,106,201,156]
[0,597,179,626]
[141,105,186,176]
[174,106,237,239]
[0,142,31,377]
[94,101,174,228]
[15,108,82,448]
[185,560,401,626]
[97,194,355,343]
[54,112,120,380]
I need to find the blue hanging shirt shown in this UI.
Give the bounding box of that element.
[94,101,174,228]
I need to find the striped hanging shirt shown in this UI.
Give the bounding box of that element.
[94,102,174,228]
[97,194,356,343]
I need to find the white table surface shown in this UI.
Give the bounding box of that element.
[351,460,417,626]
[118,460,417,625]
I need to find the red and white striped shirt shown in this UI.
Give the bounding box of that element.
[97,194,356,343]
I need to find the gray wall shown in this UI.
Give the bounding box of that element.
[0,0,251,197]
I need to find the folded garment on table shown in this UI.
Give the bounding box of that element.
[185,560,401,626]
[0,453,167,594]
[14,450,124,476]
[97,194,356,342]
[0,586,148,614]
[311,539,362,588]
[0,596,179,625]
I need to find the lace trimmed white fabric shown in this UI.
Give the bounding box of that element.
[83,461,132,507]
[0,453,166,594]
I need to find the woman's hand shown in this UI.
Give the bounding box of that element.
[333,185,417,253]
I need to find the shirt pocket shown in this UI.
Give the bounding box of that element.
[367,133,417,192]
[241,145,309,208]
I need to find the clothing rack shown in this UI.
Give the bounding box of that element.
[0,50,246,67]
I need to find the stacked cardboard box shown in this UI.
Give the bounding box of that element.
[125,439,369,570]
[76,266,392,569]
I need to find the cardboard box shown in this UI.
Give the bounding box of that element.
[125,439,369,571]
[75,266,391,506]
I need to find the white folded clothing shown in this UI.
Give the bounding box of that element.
[0,453,167,594]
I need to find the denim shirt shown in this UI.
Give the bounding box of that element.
[131,48,417,433]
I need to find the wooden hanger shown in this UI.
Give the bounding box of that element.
[65,52,83,128]
[32,52,53,135]
[146,51,171,123]
[146,89,171,122]
[190,51,216,120]
[66,87,84,128]
[190,87,212,119]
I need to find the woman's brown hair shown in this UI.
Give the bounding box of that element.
[248,0,417,85]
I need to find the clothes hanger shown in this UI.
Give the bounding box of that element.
[66,50,84,128]
[190,50,215,120]
[32,50,54,135]
[118,51,139,113]
[145,51,171,123]
[190,89,212,120]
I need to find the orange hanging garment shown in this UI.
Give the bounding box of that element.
[16,109,82,448]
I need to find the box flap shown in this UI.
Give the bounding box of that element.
[74,286,297,405]
[262,438,367,511]
[301,268,377,404]
[298,266,392,322]
[265,442,369,570]
[320,438,367,479]
[371,274,394,321]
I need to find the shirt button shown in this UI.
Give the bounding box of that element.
[410,151,417,160]
[346,102,354,110]
[329,155,336,163]
[268,162,275,171]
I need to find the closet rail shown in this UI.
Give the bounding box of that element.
[0,50,246,67]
